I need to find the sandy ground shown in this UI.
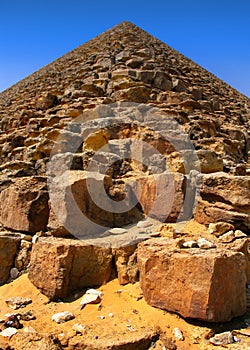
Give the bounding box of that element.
[0,273,250,349]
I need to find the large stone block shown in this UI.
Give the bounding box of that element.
[125,172,187,222]
[48,170,142,238]
[137,238,246,322]
[0,177,49,233]
[0,234,20,285]
[194,172,250,230]
[28,237,112,300]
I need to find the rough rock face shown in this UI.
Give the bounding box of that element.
[195,172,250,230]
[10,333,62,350]
[0,234,20,284]
[137,238,247,322]
[0,177,49,232]
[69,329,158,350]
[125,172,186,222]
[48,170,143,238]
[112,243,139,284]
[28,237,112,299]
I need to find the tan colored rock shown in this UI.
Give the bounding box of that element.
[9,333,62,350]
[36,92,58,110]
[194,173,250,230]
[225,237,250,283]
[194,198,250,230]
[48,170,142,238]
[167,149,223,174]
[0,235,20,285]
[126,172,186,222]
[0,177,49,233]
[28,237,112,300]
[137,238,246,322]
[200,172,250,206]
[68,328,158,350]
[196,149,223,173]
[112,86,151,103]
[112,244,138,284]
[209,222,235,236]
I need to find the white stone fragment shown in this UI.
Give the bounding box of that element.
[209,331,236,345]
[80,288,103,308]
[197,238,216,249]
[52,311,75,323]
[109,228,128,234]
[173,327,184,341]
[219,230,235,243]
[0,327,18,337]
[136,221,153,228]
[73,323,85,334]
[182,240,197,248]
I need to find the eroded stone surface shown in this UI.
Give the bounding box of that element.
[28,237,112,300]
[137,238,247,322]
[0,177,49,233]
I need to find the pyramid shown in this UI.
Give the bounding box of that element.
[0,21,249,170]
[0,22,249,329]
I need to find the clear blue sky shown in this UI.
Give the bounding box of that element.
[1,0,250,97]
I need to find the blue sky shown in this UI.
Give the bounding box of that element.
[1,0,250,97]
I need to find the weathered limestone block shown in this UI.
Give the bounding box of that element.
[153,71,172,91]
[194,172,250,230]
[137,238,246,322]
[69,329,158,350]
[167,149,223,174]
[112,244,138,284]
[195,149,223,173]
[9,332,62,350]
[0,177,49,232]
[48,170,142,238]
[199,172,250,206]
[36,92,58,110]
[195,199,250,230]
[28,237,112,300]
[112,86,151,103]
[226,238,250,283]
[126,172,186,222]
[0,234,20,285]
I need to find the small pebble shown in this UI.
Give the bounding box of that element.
[209,331,236,345]
[97,315,105,319]
[20,311,36,321]
[0,327,18,338]
[182,240,197,248]
[72,323,85,334]
[4,314,22,329]
[52,311,75,323]
[137,221,153,228]
[109,228,127,234]
[23,326,37,333]
[5,297,32,310]
[80,289,102,308]
[197,238,215,249]
[10,268,19,279]
[173,327,184,341]
[108,313,114,317]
